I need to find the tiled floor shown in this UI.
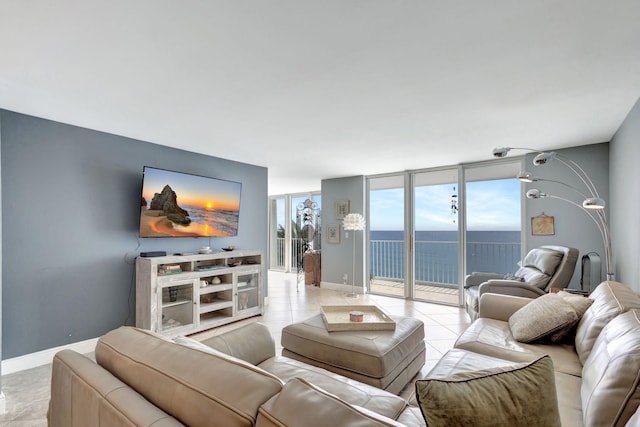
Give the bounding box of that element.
[0,270,470,426]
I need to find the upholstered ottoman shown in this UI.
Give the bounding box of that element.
[281,313,425,394]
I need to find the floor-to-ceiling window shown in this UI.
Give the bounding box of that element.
[368,161,521,305]
[368,175,406,297]
[464,164,522,276]
[413,169,460,304]
[268,193,321,272]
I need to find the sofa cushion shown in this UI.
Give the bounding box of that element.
[426,348,520,380]
[581,309,640,427]
[575,281,640,364]
[95,327,283,427]
[455,318,583,377]
[258,356,407,421]
[508,293,579,342]
[415,355,561,427]
[199,322,276,366]
[256,378,404,427]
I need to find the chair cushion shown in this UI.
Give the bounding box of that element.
[508,293,578,343]
[575,281,640,364]
[580,309,640,427]
[415,355,561,427]
[515,248,564,289]
[256,378,404,427]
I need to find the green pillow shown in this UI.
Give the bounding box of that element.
[415,355,561,427]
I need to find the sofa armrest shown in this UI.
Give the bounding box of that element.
[200,322,276,365]
[464,272,505,288]
[478,280,547,299]
[478,293,534,321]
[49,350,183,427]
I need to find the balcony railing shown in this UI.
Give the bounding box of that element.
[275,237,521,287]
[370,239,521,288]
[274,238,313,270]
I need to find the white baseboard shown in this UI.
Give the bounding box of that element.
[320,281,365,294]
[2,337,99,375]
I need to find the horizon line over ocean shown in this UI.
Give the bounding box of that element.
[371,230,520,242]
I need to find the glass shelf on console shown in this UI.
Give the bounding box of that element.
[160,282,195,333]
[237,271,260,313]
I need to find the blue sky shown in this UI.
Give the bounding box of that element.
[276,178,521,231]
[370,178,520,231]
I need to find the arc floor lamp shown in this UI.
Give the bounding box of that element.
[493,147,614,281]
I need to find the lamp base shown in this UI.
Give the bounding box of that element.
[345,292,359,298]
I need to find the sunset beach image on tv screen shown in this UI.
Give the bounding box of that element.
[139,167,241,238]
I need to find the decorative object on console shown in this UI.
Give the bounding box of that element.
[493,147,613,280]
[343,213,366,298]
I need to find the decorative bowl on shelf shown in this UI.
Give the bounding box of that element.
[222,246,235,252]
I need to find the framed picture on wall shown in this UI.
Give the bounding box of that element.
[334,200,350,220]
[531,213,555,236]
[327,224,341,244]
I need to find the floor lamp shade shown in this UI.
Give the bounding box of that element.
[343,213,365,297]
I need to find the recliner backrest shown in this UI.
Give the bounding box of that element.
[515,245,578,292]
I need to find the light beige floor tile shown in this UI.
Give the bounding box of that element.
[0,270,468,425]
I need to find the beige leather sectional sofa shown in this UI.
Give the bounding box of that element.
[48,323,425,426]
[442,280,640,427]
[48,280,640,426]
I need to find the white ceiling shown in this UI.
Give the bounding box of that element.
[1,1,639,195]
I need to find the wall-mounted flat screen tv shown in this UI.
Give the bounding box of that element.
[139,166,242,238]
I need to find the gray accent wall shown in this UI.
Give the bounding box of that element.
[321,176,366,290]
[610,97,640,291]
[0,110,268,358]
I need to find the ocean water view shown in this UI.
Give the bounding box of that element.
[370,230,521,286]
[183,204,240,236]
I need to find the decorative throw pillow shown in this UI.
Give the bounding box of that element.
[548,291,594,342]
[557,290,594,317]
[415,356,561,427]
[509,293,578,342]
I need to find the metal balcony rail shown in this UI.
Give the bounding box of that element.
[275,238,521,287]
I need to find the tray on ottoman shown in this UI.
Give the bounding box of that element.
[320,305,396,331]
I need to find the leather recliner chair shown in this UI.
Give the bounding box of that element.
[464,245,579,321]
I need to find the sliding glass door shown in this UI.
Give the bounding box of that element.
[367,161,522,305]
[368,175,406,297]
[413,169,460,304]
[464,164,522,276]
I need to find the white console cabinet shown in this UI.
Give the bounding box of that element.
[136,250,263,337]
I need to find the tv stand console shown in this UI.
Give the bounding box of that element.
[135,250,263,337]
